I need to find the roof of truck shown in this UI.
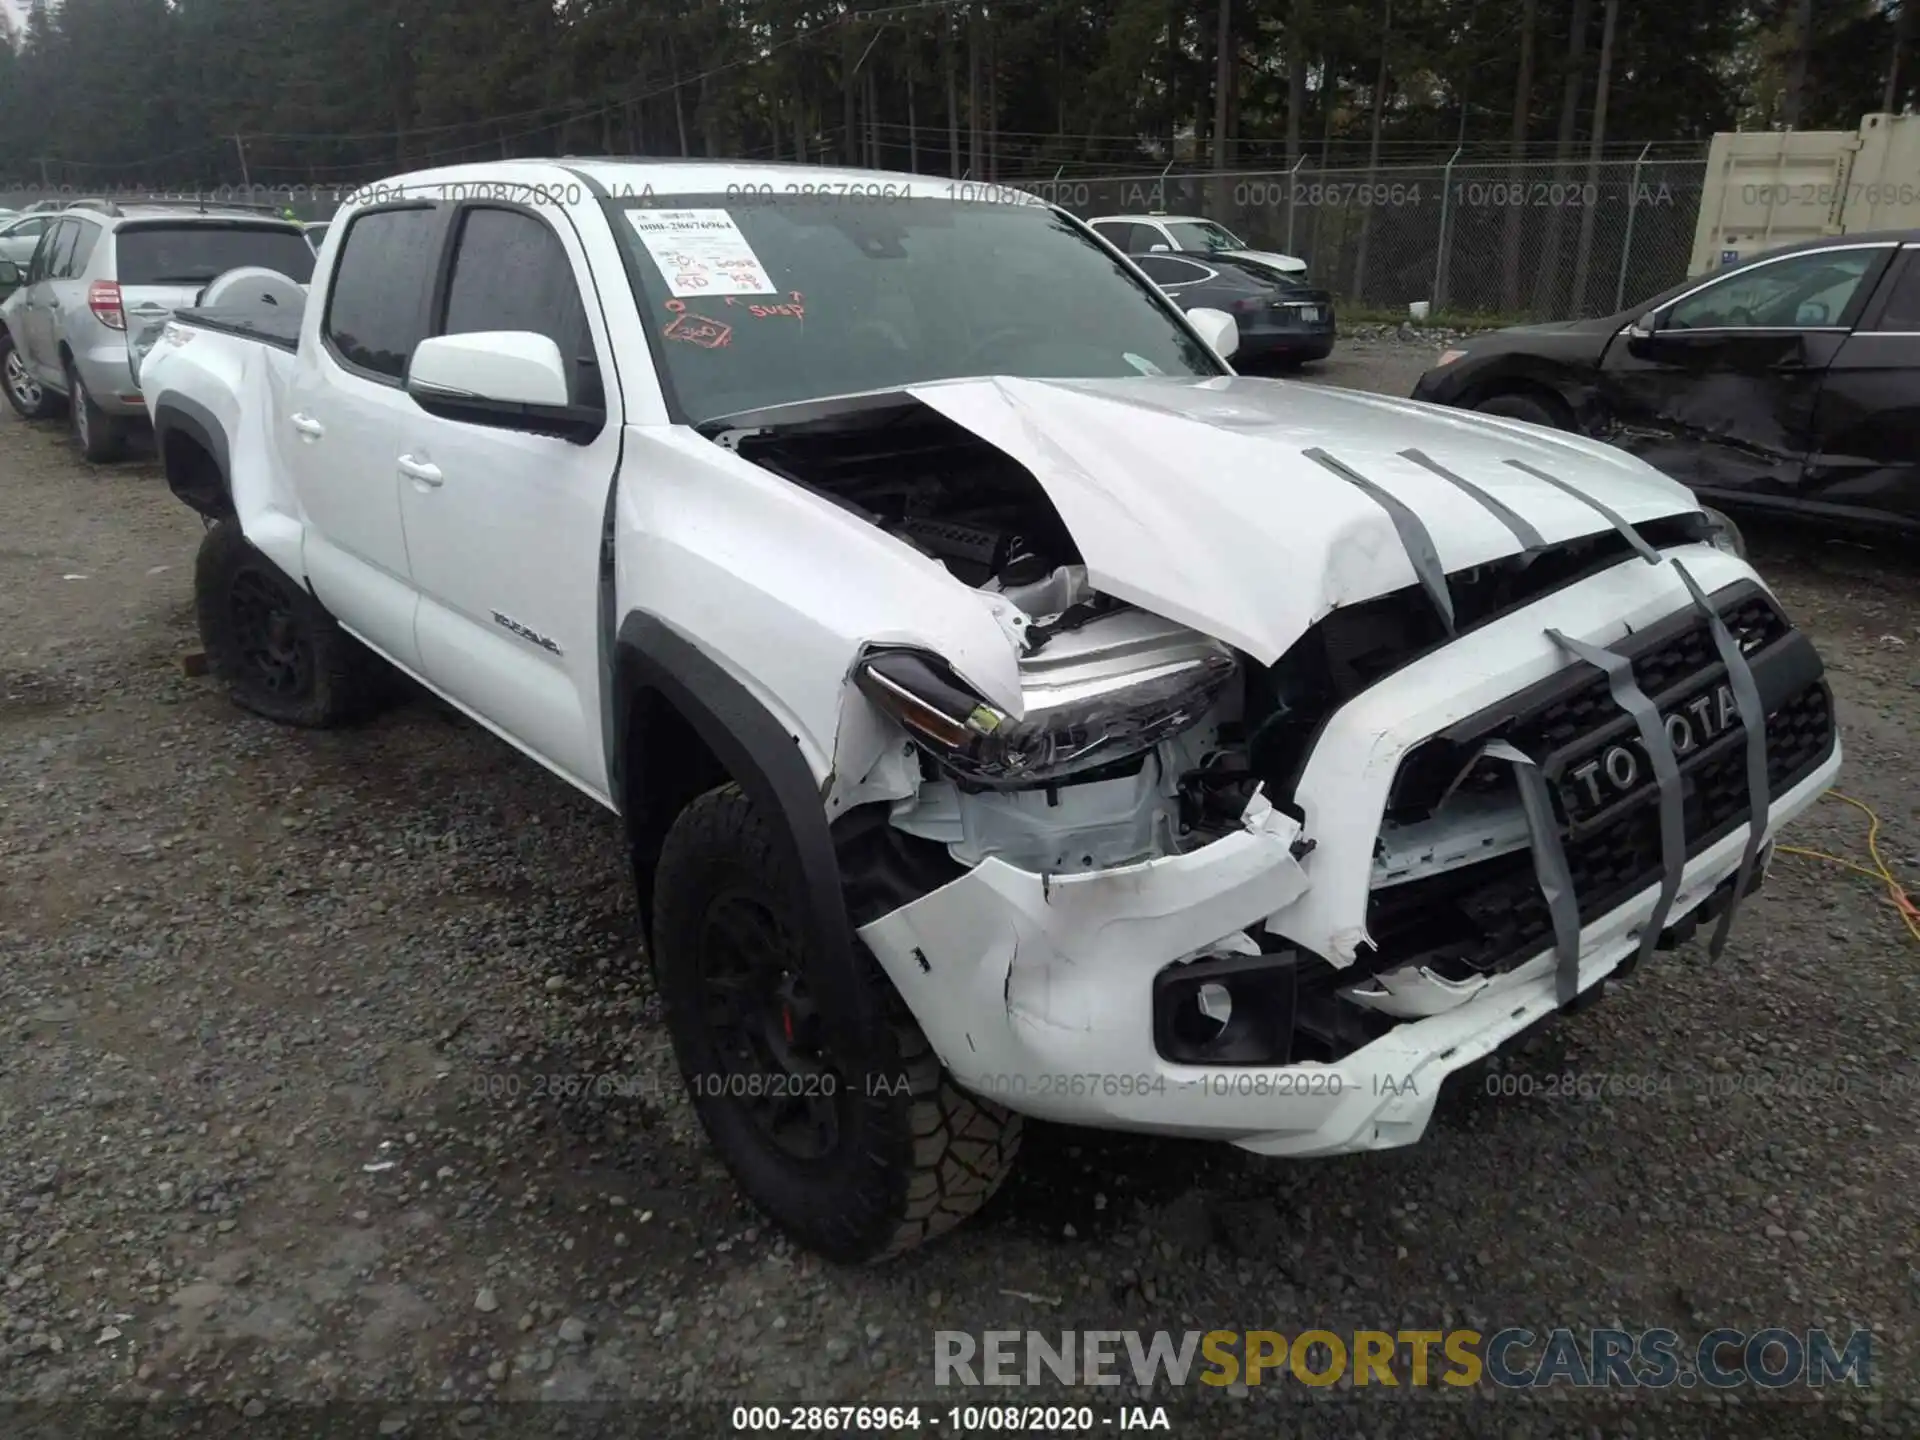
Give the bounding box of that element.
[351,158,1048,206]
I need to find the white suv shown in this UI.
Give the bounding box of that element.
[0,201,313,460]
[1087,212,1309,279]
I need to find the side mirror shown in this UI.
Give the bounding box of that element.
[406,331,601,441]
[0,259,20,290]
[1186,305,1240,361]
[1626,308,1667,356]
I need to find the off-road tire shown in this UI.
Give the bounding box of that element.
[68,362,128,463]
[652,783,1022,1262]
[194,520,387,728]
[1474,391,1563,429]
[1,331,60,420]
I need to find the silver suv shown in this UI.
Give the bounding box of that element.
[0,202,314,461]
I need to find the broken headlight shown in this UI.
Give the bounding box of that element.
[1699,505,1746,558]
[856,646,1239,788]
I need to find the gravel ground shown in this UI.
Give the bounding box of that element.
[3,339,1917,1438]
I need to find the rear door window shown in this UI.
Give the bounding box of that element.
[66,220,102,277]
[1868,250,1920,332]
[1135,255,1211,287]
[114,224,317,287]
[323,206,442,382]
[38,221,77,282]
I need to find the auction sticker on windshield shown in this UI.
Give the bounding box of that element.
[626,208,775,296]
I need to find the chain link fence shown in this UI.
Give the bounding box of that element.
[6,155,1709,321]
[1015,156,1708,321]
[1,183,354,222]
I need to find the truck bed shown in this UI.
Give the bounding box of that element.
[173,304,304,353]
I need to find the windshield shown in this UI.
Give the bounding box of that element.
[609,196,1222,423]
[115,224,316,286]
[1165,220,1245,252]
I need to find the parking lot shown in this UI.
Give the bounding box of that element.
[2,335,1916,1434]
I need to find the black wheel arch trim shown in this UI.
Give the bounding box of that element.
[611,611,863,1034]
[153,394,236,517]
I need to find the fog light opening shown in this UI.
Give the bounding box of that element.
[1195,982,1232,1033]
[1152,950,1300,1066]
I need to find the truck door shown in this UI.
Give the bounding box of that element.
[1598,242,1891,501]
[395,202,620,801]
[1801,245,1920,529]
[287,201,446,674]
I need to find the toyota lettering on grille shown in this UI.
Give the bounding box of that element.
[1560,682,1740,818]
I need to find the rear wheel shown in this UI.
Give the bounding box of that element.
[1,332,59,420]
[67,363,128,462]
[1474,391,1564,429]
[194,520,388,727]
[652,784,1022,1262]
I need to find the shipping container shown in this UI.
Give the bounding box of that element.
[1688,113,1920,276]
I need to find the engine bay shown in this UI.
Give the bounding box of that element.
[711,393,1554,902]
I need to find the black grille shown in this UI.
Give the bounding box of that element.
[1518,591,1786,758]
[1395,585,1793,816]
[1365,588,1832,982]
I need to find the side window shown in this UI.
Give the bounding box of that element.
[1665,249,1877,331]
[49,221,83,279]
[438,206,601,408]
[30,220,71,283]
[1869,252,1920,332]
[1091,222,1130,249]
[323,206,442,382]
[1135,255,1208,286]
[1136,224,1173,254]
[65,221,101,277]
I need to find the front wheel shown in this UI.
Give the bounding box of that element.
[194,520,388,727]
[651,784,1023,1262]
[1474,391,1564,429]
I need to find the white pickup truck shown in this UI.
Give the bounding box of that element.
[139,159,1841,1263]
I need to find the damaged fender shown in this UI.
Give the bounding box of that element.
[855,792,1311,1116]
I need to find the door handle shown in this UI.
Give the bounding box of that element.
[398,454,443,487]
[289,413,324,439]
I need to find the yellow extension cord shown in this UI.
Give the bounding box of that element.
[1776,790,1920,945]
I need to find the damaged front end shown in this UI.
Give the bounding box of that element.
[708,380,1841,1154]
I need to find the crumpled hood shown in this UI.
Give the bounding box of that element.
[905,375,1702,665]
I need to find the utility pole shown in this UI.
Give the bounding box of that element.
[946,3,961,177]
[233,135,251,189]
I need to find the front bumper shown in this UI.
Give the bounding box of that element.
[857,547,1840,1155]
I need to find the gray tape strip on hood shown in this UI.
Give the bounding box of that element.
[1482,739,1584,1006]
[1398,447,1547,551]
[1302,447,1456,633]
[1504,458,1663,564]
[1674,562,1772,959]
[1548,627,1686,967]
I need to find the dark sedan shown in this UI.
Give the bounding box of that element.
[1410,230,1920,535]
[1135,252,1336,365]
